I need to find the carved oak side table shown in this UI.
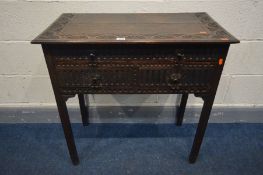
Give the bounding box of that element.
[31,13,239,165]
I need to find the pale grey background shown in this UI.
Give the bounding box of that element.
[0,0,262,114]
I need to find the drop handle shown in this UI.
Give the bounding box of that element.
[167,73,182,90]
[90,74,102,89]
[89,53,97,71]
[91,77,98,84]
[170,73,182,83]
[177,53,184,61]
[91,74,101,84]
[89,53,96,60]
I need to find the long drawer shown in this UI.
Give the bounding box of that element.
[48,44,227,94]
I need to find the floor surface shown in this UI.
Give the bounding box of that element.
[0,123,262,175]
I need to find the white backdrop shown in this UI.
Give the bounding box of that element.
[0,0,262,107]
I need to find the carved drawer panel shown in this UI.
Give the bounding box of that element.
[49,44,226,94]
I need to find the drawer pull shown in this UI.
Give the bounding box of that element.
[89,53,96,60]
[170,73,182,82]
[89,74,102,89]
[167,73,182,89]
[177,53,184,61]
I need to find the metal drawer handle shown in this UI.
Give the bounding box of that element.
[167,73,182,89]
[91,77,99,84]
[177,53,184,61]
[89,74,102,89]
[91,74,101,83]
[89,53,96,60]
[170,73,182,83]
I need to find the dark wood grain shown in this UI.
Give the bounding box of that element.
[176,93,188,126]
[32,13,239,44]
[78,94,89,126]
[33,13,238,165]
[42,45,79,165]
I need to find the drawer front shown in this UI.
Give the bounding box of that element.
[49,44,226,94]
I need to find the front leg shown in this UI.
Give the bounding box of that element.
[56,94,80,165]
[42,45,80,165]
[189,94,215,163]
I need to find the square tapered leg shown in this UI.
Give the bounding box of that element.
[57,97,80,165]
[78,94,89,126]
[189,94,215,163]
[176,93,188,126]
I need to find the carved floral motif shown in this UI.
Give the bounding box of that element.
[36,13,233,41]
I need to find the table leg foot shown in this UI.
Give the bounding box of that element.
[188,153,197,164]
[72,157,80,165]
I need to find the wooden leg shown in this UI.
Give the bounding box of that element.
[78,94,89,126]
[176,93,188,126]
[189,94,215,163]
[42,45,79,165]
[56,96,80,165]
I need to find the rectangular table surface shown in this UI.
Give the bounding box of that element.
[31,13,239,44]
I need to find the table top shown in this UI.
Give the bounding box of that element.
[31,13,239,44]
